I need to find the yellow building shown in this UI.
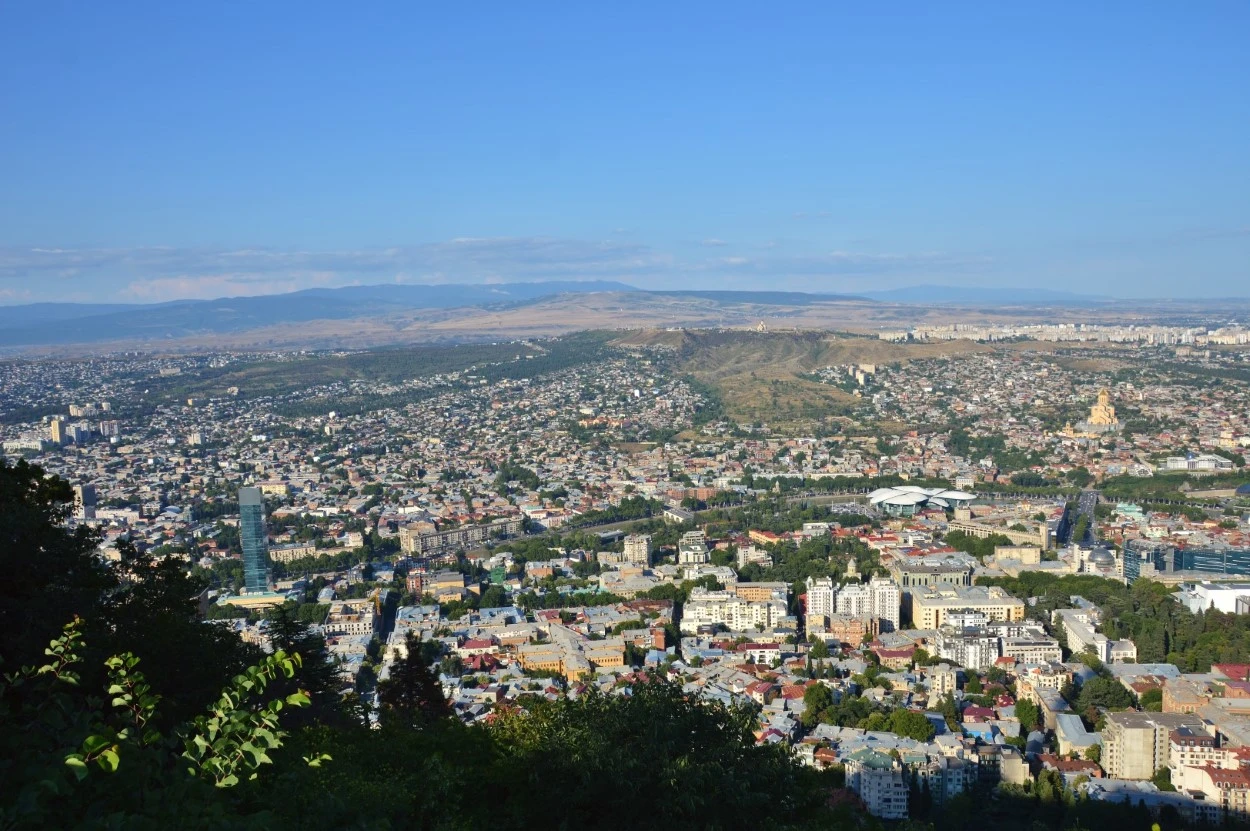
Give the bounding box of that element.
[217,592,287,610]
[732,582,789,603]
[517,636,625,681]
[517,644,565,675]
[1087,388,1119,428]
[910,585,1025,629]
[270,542,318,563]
[1064,387,1121,438]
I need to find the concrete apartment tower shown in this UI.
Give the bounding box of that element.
[239,487,271,593]
[73,484,97,520]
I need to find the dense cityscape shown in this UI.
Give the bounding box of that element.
[6,326,1250,827]
[5,4,1249,829]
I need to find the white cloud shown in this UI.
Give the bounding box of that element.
[697,250,990,278]
[122,274,334,302]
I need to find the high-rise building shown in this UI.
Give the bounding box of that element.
[834,577,902,632]
[836,583,872,619]
[623,534,652,566]
[870,577,902,632]
[805,576,837,618]
[1102,712,1206,780]
[49,418,66,446]
[68,422,92,444]
[238,487,271,593]
[73,484,97,520]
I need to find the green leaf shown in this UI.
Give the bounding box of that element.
[285,692,311,707]
[303,752,332,768]
[64,755,88,781]
[97,748,120,773]
[82,734,111,754]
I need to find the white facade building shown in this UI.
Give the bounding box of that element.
[843,750,909,820]
[1175,582,1250,615]
[833,577,901,632]
[805,576,837,619]
[935,625,1000,671]
[1053,608,1111,663]
[680,588,787,633]
[836,583,871,618]
[871,577,902,632]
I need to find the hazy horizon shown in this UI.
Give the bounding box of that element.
[1,277,1238,311]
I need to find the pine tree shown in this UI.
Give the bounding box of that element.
[377,631,452,728]
[265,603,347,725]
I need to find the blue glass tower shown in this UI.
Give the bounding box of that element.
[238,487,271,593]
[1151,546,1250,577]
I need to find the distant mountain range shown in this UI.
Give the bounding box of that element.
[0,281,1117,348]
[0,281,637,347]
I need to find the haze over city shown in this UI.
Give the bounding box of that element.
[9,5,1250,831]
[2,3,1248,304]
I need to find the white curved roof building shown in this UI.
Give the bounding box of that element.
[868,486,975,516]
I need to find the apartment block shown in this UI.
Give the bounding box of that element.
[323,598,380,637]
[1102,712,1207,780]
[399,517,524,557]
[681,587,787,634]
[622,534,652,566]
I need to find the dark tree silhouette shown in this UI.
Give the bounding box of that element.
[0,459,113,670]
[376,631,451,727]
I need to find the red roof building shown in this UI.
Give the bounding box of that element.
[1216,664,1250,683]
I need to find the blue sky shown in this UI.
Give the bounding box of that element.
[1,2,1247,303]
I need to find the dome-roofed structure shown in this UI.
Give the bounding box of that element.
[1088,548,1115,566]
[868,485,975,517]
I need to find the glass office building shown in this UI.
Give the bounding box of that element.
[238,487,271,593]
[1152,547,1250,577]
[1122,549,1142,583]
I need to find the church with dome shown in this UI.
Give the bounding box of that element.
[1063,388,1121,439]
